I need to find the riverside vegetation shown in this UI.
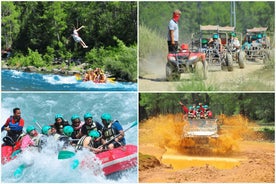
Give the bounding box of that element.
[2,1,137,82]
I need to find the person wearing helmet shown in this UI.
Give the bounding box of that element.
[198,103,205,119]
[52,114,69,135]
[80,112,103,137]
[179,101,188,120]
[70,114,84,141]
[167,9,182,53]
[229,32,240,51]
[20,125,42,151]
[76,130,103,153]
[208,33,222,51]
[101,113,125,150]
[1,107,25,144]
[188,106,196,119]
[60,125,74,148]
[41,125,53,136]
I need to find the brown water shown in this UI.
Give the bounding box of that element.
[140,114,253,170]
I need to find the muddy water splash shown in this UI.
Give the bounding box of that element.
[140,114,252,170]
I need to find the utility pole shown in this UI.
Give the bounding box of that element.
[230,1,236,27]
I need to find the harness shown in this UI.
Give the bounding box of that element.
[85,121,97,135]
[102,121,116,141]
[76,135,87,150]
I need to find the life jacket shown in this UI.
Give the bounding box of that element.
[76,135,101,151]
[54,120,69,135]
[32,134,42,147]
[85,121,98,135]
[76,135,87,150]
[7,116,23,140]
[102,121,117,141]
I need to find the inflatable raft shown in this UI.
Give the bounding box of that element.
[95,144,137,175]
[2,143,137,176]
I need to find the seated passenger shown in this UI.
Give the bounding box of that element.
[101,113,125,150]
[52,114,69,135]
[20,125,42,151]
[76,130,103,153]
[208,34,222,52]
[229,32,240,51]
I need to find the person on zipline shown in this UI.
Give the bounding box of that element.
[72,25,88,48]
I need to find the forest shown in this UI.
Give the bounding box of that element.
[1,1,137,81]
[139,1,274,43]
[139,93,275,123]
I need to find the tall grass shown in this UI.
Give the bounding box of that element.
[139,24,167,60]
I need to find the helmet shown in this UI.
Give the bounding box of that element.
[257,34,262,39]
[55,114,63,120]
[88,130,100,138]
[202,39,208,44]
[213,34,219,39]
[101,113,112,122]
[204,105,209,108]
[230,32,236,37]
[84,112,93,120]
[63,126,74,137]
[26,125,35,134]
[71,114,80,122]
[42,125,51,135]
[196,106,200,109]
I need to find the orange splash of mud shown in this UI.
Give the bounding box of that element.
[140,113,254,170]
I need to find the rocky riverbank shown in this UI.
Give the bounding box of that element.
[1,61,89,76]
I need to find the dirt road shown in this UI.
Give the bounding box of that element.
[139,61,274,91]
[139,141,275,183]
[139,114,275,183]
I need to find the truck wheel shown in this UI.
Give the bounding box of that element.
[238,51,246,69]
[166,62,180,81]
[226,53,233,71]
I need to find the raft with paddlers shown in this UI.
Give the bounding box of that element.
[75,73,116,83]
[59,144,137,175]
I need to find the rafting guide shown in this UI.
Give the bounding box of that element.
[70,25,88,48]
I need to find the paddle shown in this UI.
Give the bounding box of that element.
[33,119,42,129]
[13,164,26,178]
[58,150,76,159]
[98,120,138,149]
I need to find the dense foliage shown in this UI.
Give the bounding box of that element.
[2,1,137,81]
[139,1,274,43]
[139,93,274,123]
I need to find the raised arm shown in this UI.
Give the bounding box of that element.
[76,25,85,32]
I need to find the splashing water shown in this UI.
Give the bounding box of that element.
[140,114,255,170]
[1,93,138,183]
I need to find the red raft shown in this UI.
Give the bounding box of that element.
[1,142,21,164]
[81,144,137,175]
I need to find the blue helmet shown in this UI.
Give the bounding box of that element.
[84,112,93,120]
[101,113,112,123]
[42,125,51,135]
[26,125,35,134]
[213,34,219,39]
[63,126,74,137]
[88,130,100,138]
[55,114,63,120]
[71,114,80,122]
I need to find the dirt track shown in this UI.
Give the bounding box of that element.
[139,61,274,91]
[139,141,275,183]
[139,114,275,183]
